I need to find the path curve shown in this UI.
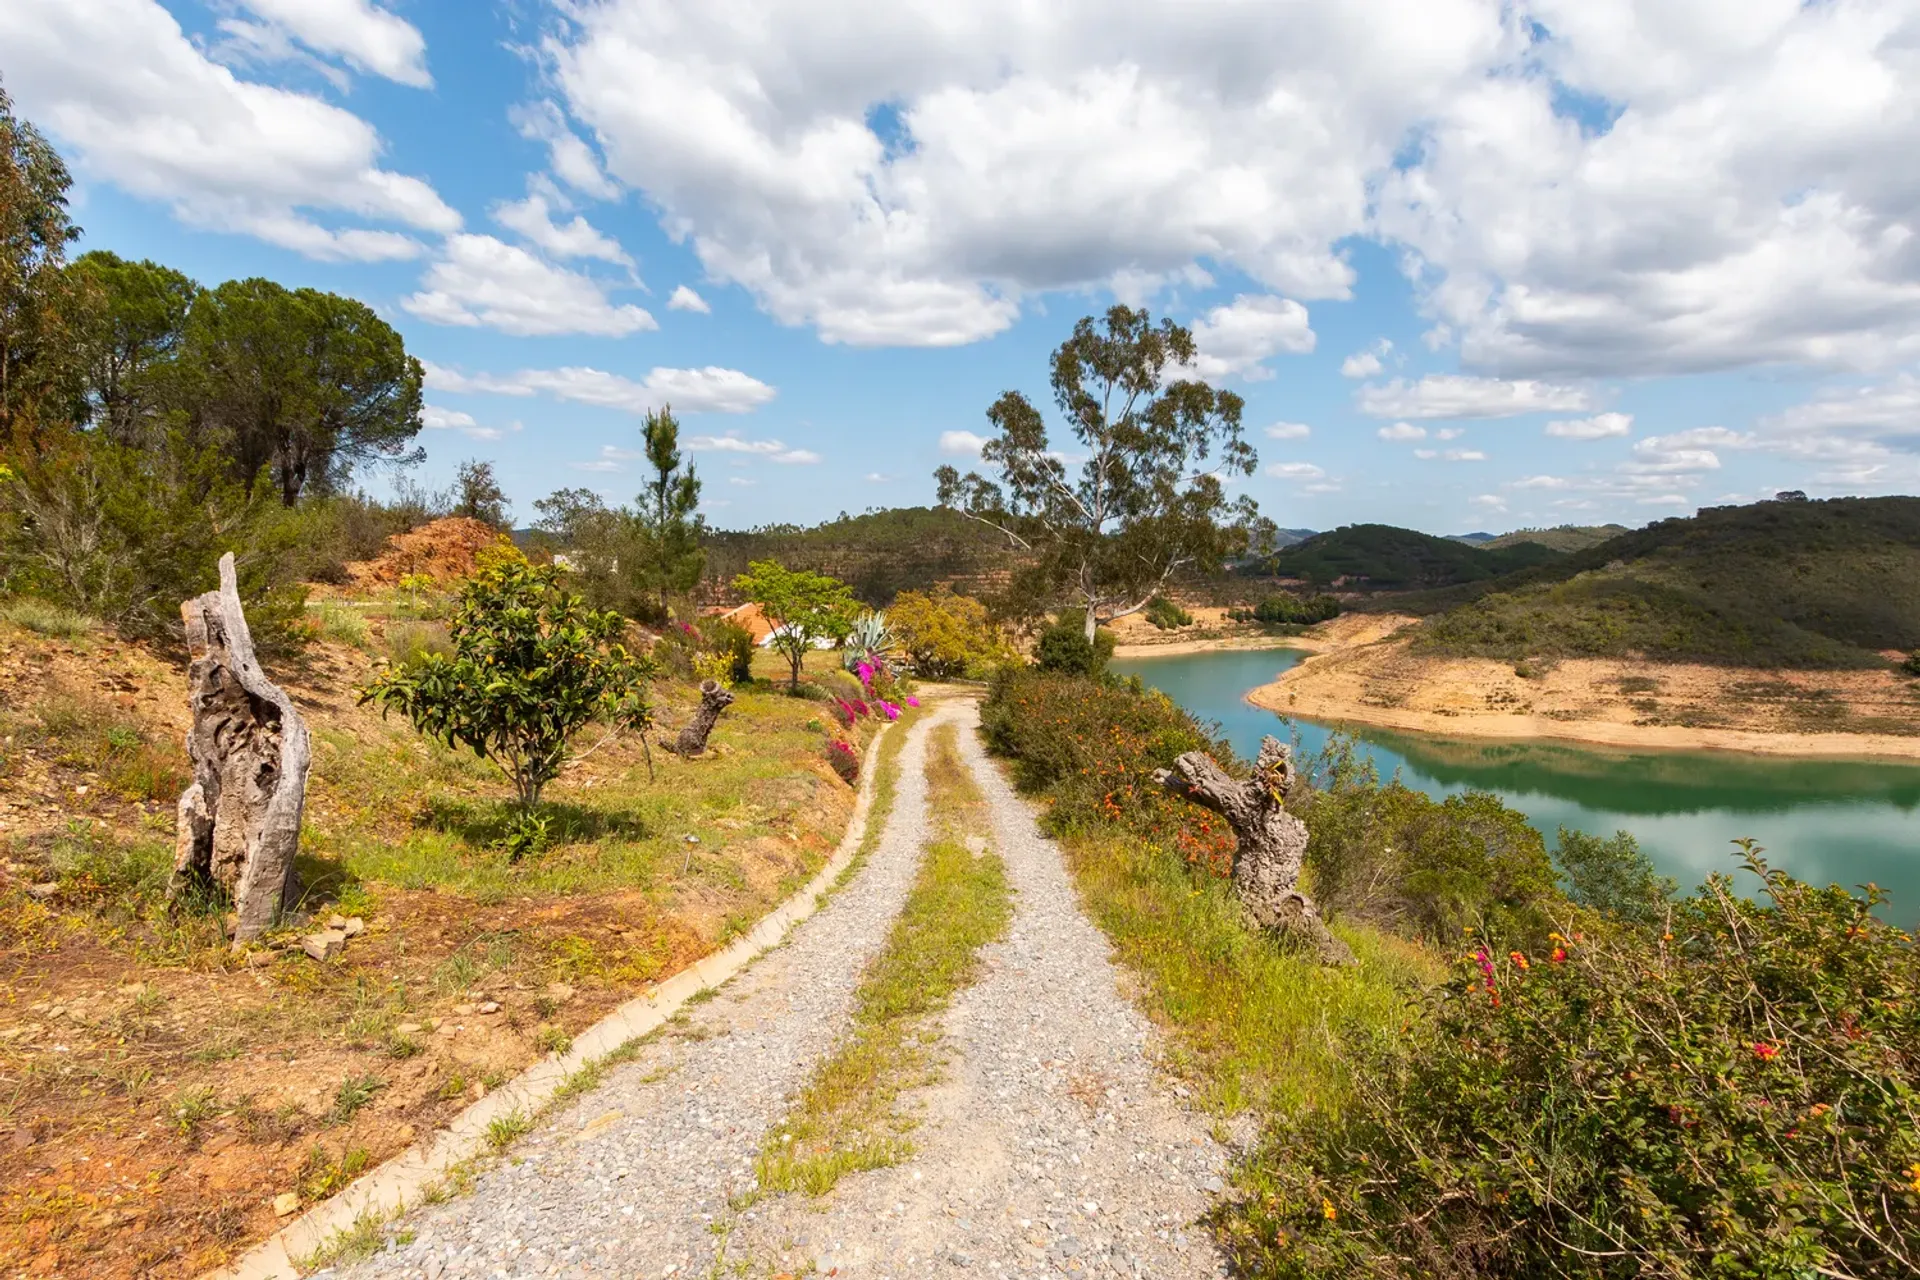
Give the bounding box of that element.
[325,702,1228,1279]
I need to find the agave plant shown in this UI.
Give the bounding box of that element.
[841,611,896,674]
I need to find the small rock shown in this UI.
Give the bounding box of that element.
[326,914,348,930]
[544,982,576,1005]
[396,1022,423,1035]
[453,1003,476,1016]
[435,1023,458,1037]
[342,917,365,938]
[300,930,346,962]
[25,882,57,901]
[245,950,274,969]
[273,1193,300,1217]
[477,1001,500,1015]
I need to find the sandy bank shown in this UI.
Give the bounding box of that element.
[1247,615,1920,761]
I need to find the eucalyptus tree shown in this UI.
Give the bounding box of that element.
[935,305,1270,642]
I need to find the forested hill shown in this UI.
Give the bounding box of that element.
[1254,523,1566,590]
[701,506,1017,604]
[1414,496,1920,668]
[1482,524,1632,553]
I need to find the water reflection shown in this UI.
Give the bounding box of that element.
[1110,647,1920,920]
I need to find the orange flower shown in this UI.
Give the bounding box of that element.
[1752,1041,1780,1062]
[1321,1197,1337,1222]
[1508,950,1530,971]
[1550,947,1568,964]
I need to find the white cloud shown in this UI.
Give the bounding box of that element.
[548,1,1506,346]
[422,362,776,415]
[492,192,632,265]
[230,0,429,87]
[1186,295,1315,382]
[403,235,656,337]
[1444,448,1486,462]
[1340,351,1383,379]
[1264,422,1311,440]
[1412,448,1437,459]
[1374,6,1920,377]
[1545,412,1633,441]
[1512,474,1570,490]
[570,459,624,473]
[421,405,476,431]
[939,430,990,458]
[1357,375,1594,420]
[728,476,758,486]
[1265,461,1327,481]
[864,472,895,483]
[1433,427,1464,441]
[1469,494,1506,511]
[688,433,820,464]
[669,285,712,313]
[1377,422,1427,442]
[0,0,459,261]
[1764,374,1920,442]
[511,100,621,201]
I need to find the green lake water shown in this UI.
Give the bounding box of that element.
[1110,647,1920,921]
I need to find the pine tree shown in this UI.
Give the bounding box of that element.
[635,404,704,617]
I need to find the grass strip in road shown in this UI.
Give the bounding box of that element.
[755,722,1011,1196]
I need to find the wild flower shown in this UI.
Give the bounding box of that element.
[1752,1042,1779,1062]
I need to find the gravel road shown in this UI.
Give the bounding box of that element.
[324,701,1228,1279]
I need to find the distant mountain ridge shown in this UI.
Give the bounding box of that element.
[1254,523,1566,591]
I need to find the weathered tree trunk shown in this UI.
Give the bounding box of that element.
[168,553,312,943]
[1153,736,1355,966]
[673,680,735,756]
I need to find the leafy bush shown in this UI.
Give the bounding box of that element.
[359,552,655,810]
[1554,826,1675,929]
[887,584,1013,679]
[824,738,860,784]
[1293,740,1562,945]
[1905,650,1920,677]
[700,617,757,685]
[307,599,370,648]
[1248,593,1341,625]
[1145,596,1194,629]
[381,620,452,670]
[1222,847,1920,1280]
[1035,610,1117,675]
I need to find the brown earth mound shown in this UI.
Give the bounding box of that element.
[345,517,509,589]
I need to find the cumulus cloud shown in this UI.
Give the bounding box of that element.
[1545,412,1632,441]
[939,430,990,457]
[1377,422,1427,441]
[687,433,821,464]
[1512,474,1571,490]
[1264,422,1311,440]
[1185,295,1315,382]
[492,192,633,265]
[1265,461,1327,480]
[1375,4,1920,376]
[1470,493,1506,511]
[1357,374,1594,419]
[1341,352,1382,378]
[422,361,776,415]
[510,99,621,201]
[228,0,430,87]
[0,0,459,261]
[669,285,711,313]
[547,0,1506,346]
[403,235,656,337]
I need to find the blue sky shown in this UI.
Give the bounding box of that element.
[6,0,1920,535]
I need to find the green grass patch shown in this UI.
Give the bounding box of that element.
[0,596,99,639]
[756,723,1010,1195]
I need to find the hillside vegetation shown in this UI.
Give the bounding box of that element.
[701,506,1016,606]
[1417,496,1920,668]
[1257,523,1564,591]
[1482,523,1632,553]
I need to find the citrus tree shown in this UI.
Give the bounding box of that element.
[734,559,857,688]
[360,552,654,812]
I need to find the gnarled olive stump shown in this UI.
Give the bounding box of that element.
[672,680,735,756]
[1153,735,1354,966]
[167,553,311,943]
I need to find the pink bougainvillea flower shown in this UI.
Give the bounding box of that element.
[905,696,920,708]
[856,661,875,688]
[878,700,901,721]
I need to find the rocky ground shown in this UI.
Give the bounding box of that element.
[327,702,1230,1280]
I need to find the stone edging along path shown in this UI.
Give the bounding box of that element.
[204,714,905,1280]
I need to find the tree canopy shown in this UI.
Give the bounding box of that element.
[734,559,858,688]
[936,305,1266,640]
[0,78,80,435]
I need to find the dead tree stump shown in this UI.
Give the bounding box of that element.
[1153,735,1355,966]
[167,553,312,943]
[673,680,736,756]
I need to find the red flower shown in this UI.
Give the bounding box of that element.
[1752,1041,1780,1062]
[1549,947,1568,964]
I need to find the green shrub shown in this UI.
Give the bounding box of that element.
[1554,826,1675,929]
[0,596,98,638]
[1035,611,1116,675]
[1904,650,1920,677]
[1293,740,1562,945]
[1222,847,1920,1280]
[700,617,757,685]
[307,599,370,649]
[382,620,452,670]
[887,584,1013,678]
[1144,596,1194,630]
[1250,593,1341,625]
